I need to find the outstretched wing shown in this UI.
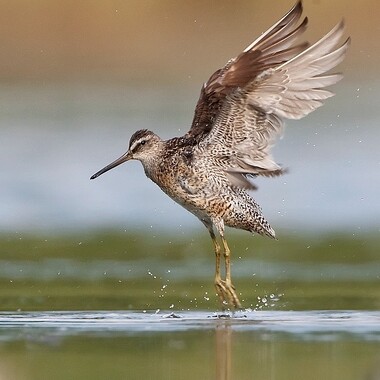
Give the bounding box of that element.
[187,0,308,141]
[193,5,350,190]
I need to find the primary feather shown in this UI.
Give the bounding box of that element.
[187,1,350,190]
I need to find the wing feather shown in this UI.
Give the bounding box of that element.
[195,14,349,189]
[187,1,306,141]
[244,22,350,120]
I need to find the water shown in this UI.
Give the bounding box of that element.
[0,310,379,380]
[0,232,378,379]
[2,310,379,336]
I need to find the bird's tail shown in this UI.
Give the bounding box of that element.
[251,213,276,239]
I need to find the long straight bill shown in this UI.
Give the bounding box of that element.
[90,151,131,179]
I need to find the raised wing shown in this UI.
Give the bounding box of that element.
[197,15,350,189]
[243,21,349,120]
[187,0,308,142]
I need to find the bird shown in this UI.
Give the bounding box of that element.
[90,1,350,309]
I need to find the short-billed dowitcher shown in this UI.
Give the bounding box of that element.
[91,1,350,309]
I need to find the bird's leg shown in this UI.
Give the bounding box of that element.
[220,233,242,309]
[205,224,228,307]
[212,219,242,309]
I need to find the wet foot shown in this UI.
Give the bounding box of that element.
[215,278,242,309]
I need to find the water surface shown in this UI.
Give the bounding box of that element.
[0,310,379,380]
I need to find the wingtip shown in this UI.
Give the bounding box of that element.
[289,0,303,15]
[294,0,303,13]
[285,0,304,23]
[344,36,352,48]
[243,0,305,53]
[329,18,346,37]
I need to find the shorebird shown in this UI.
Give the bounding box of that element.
[91,1,350,309]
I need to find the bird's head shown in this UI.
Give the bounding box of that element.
[90,129,162,180]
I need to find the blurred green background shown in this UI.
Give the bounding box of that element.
[2,230,379,311]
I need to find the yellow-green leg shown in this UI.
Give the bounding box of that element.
[206,227,228,307]
[206,219,242,309]
[220,234,242,309]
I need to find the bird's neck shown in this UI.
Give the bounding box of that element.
[139,140,166,181]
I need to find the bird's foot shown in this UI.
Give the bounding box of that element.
[215,278,242,309]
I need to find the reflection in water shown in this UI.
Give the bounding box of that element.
[215,321,232,380]
[0,311,379,379]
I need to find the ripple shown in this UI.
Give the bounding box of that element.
[0,310,379,341]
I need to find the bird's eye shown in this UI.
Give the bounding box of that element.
[140,140,146,146]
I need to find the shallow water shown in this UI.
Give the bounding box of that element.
[0,310,379,380]
[1,310,379,336]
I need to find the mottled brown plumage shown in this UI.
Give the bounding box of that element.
[91,1,350,309]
